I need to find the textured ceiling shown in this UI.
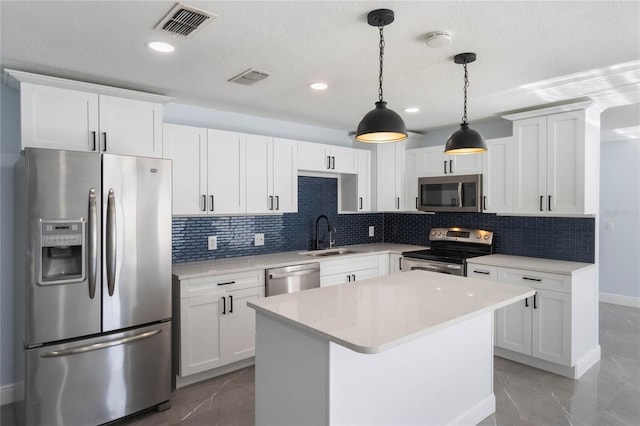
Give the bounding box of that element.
[1,1,639,134]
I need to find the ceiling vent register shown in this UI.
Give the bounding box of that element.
[155,3,217,37]
[228,68,270,86]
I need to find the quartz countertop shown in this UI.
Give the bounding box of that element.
[172,243,427,280]
[467,254,594,275]
[248,270,535,354]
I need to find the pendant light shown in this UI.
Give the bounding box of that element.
[356,9,407,143]
[444,52,487,154]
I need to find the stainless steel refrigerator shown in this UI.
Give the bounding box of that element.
[13,148,172,425]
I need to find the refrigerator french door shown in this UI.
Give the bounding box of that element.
[14,148,172,426]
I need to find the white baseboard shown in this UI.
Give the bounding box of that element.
[600,292,640,308]
[1,382,17,406]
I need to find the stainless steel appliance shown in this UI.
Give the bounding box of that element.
[13,148,172,426]
[401,227,493,276]
[417,174,483,212]
[266,263,321,296]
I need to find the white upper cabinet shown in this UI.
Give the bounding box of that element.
[481,137,513,214]
[419,145,484,177]
[298,141,357,174]
[163,124,207,215]
[163,125,246,215]
[246,135,298,214]
[506,102,602,216]
[376,141,406,211]
[340,149,372,212]
[207,129,247,214]
[8,70,171,157]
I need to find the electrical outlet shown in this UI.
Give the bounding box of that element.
[207,236,217,250]
[254,233,265,246]
[369,226,375,237]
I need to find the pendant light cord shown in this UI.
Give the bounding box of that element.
[378,25,385,102]
[462,61,469,124]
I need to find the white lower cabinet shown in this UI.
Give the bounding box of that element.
[389,254,403,274]
[175,270,264,380]
[320,255,380,287]
[467,260,598,378]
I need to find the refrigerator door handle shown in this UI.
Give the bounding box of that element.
[106,188,117,296]
[88,188,98,299]
[40,329,162,358]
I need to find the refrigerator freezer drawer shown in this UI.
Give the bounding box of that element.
[20,322,171,426]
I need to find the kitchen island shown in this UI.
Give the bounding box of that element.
[248,270,535,426]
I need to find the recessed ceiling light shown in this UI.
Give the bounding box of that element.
[309,82,328,90]
[146,41,175,53]
[404,107,420,113]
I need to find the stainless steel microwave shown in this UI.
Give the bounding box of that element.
[417,174,482,212]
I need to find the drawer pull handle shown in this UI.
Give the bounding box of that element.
[217,281,236,286]
[473,270,490,275]
[522,276,542,282]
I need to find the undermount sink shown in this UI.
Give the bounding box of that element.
[300,249,359,257]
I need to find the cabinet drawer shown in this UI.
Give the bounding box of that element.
[181,270,265,299]
[498,267,570,293]
[466,264,499,281]
[320,255,379,277]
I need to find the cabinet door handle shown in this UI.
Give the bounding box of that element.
[396,197,400,210]
[533,293,538,309]
[332,156,336,170]
[415,197,418,209]
[210,195,214,212]
[352,274,356,282]
[540,195,544,212]
[449,159,453,174]
[275,195,280,211]
[102,132,107,151]
[472,270,490,275]
[327,156,331,170]
[229,295,233,313]
[201,195,206,212]
[443,160,447,174]
[347,275,351,282]
[525,297,529,307]
[548,195,552,212]
[217,281,236,286]
[269,195,274,210]
[91,131,97,151]
[522,276,542,282]
[222,296,226,315]
[359,197,363,210]
[483,196,487,211]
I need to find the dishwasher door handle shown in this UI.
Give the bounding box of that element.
[269,268,320,280]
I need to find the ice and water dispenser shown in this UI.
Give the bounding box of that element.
[36,219,86,284]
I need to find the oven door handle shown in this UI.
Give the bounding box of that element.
[411,266,454,274]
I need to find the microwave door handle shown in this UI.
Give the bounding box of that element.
[457,182,463,208]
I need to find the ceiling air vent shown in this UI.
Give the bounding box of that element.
[228,68,270,86]
[155,3,217,37]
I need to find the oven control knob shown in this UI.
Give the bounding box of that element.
[431,231,436,236]
[483,235,489,240]
[476,235,481,239]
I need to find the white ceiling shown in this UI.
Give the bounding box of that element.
[2,1,639,134]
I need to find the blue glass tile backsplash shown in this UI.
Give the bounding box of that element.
[172,177,595,264]
[172,176,383,263]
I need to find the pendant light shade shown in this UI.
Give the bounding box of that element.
[444,52,487,154]
[355,9,407,144]
[356,101,408,143]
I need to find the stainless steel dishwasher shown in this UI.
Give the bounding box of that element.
[265,263,321,297]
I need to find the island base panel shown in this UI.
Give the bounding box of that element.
[254,311,495,425]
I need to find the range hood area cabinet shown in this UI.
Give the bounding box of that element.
[412,145,484,177]
[6,69,171,158]
[481,137,513,214]
[163,125,247,215]
[340,149,372,212]
[376,141,410,211]
[503,101,603,216]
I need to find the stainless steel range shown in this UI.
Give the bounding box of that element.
[401,227,494,276]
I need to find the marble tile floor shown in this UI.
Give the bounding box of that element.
[2,302,638,425]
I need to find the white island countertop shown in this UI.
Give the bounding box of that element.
[467,254,594,275]
[248,270,535,354]
[172,243,426,280]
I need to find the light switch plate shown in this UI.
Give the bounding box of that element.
[369,226,375,237]
[254,233,265,246]
[208,236,217,250]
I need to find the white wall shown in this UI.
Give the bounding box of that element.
[598,104,640,306]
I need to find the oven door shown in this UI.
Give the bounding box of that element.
[400,258,465,276]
